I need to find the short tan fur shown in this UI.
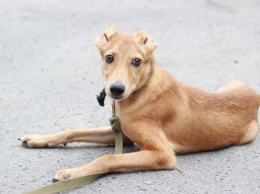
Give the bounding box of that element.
[21,27,260,182]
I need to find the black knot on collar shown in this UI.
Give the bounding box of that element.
[96,88,106,107]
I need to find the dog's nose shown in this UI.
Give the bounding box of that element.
[110,82,125,96]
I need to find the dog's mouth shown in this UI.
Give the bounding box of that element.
[110,95,124,101]
[109,91,131,101]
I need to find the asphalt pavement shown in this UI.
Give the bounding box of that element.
[0,0,260,193]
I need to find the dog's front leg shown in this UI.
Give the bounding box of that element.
[54,123,176,181]
[20,127,118,148]
[54,149,176,182]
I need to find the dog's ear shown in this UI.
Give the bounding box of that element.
[134,29,157,54]
[95,26,117,51]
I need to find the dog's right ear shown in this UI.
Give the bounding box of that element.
[95,26,117,51]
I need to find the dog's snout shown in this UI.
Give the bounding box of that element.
[110,82,125,97]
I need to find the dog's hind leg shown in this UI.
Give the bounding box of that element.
[20,127,133,148]
[238,120,259,145]
[217,80,246,93]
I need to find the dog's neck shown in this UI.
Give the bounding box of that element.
[115,65,175,118]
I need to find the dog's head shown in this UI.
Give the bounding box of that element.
[95,27,157,101]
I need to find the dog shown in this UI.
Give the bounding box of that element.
[20,27,260,182]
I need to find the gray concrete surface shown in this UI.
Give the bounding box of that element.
[1,0,260,193]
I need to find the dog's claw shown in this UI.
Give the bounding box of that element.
[63,143,67,146]
[52,178,58,183]
[22,141,28,147]
[18,138,21,140]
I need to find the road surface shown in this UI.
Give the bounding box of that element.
[0,0,260,193]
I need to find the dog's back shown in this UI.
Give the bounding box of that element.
[132,67,260,153]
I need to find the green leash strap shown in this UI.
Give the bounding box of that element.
[25,108,123,194]
[25,172,107,194]
[110,116,123,154]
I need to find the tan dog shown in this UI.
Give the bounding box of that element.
[20,27,260,182]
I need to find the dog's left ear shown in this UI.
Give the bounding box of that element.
[95,26,117,51]
[134,29,157,54]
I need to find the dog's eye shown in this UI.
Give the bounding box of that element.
[105,55,114,64]
[132,58,142,67]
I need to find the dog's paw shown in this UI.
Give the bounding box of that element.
[53,168,82,182]
[19,134,59,148]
